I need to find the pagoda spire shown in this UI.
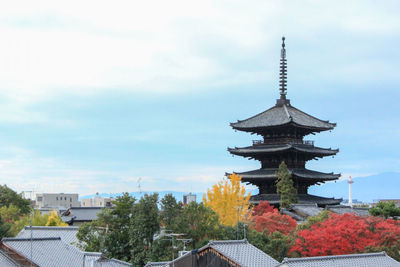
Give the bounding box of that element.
[279,36,287,100]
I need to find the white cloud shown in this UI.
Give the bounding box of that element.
[0,0,398,111]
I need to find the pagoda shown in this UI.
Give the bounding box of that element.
[228,37,341,207]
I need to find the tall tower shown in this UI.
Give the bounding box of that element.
[348,176,354,207]
[228,37,341,207]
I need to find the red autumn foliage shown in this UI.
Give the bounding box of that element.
[250,209,297,235]
[251,201,277,216]
[290,213,400,257]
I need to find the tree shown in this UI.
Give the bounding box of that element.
[296,209,330,231]
[130,193,160,266]
[250,209,297,235]
[290,213,400,260]
[173,202,220,249]
[218,225,293,262]
[160,194,182,229]
[369,201,400,219]
[0,215,11,239]
[46,211,68,226]
[77,193,136,262]
[203,173,251,226]
[0,185,31,214]
[251,201,277,217]
[276,161,297,209]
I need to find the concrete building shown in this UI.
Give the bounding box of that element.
[183,193,196,205]
[81,193,113,207]
[35,193,80,209]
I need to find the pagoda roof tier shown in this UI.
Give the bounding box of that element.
[228,143,338,159]
[229,168,340,182]
[230,103,336,134]
[249,193,342,206]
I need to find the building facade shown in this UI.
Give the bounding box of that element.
[81,193,113,207]
[35,193,80,209]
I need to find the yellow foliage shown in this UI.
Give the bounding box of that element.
[46,211,68,227]
[203,173,251,226]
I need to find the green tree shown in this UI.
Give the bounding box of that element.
[217,224,293,262]
[130,193,160,266]
[160,194,182,229]
[0,185,31,214]
[0,215,11,239]
[276,161,298,209]
[173,202,220,249]
[77,193,136,262]
[369,201,400,219]
[297,209,331,230]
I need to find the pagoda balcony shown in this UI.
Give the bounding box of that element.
[252,139,314,146]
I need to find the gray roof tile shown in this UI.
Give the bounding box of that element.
[2,237,131,267]
[231,104,335,132]
[61,207,105,223]
[279,252,400,267]
[16,226,80,248]
[208,239,279,267]
[0,250,18,267]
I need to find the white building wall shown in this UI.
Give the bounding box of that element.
[35,193,80,209]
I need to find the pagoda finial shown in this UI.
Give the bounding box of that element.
[279,36,287,100]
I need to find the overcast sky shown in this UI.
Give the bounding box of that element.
[1,1,399,196]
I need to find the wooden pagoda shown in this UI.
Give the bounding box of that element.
[228,37,341,207]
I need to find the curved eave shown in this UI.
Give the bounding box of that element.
[227,145,339,158]
[227,169,340,181]
[230,121,335,134]
[249,194,342,205]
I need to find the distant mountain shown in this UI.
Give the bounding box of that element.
[309,172,400,203]
[80,191,204,203]
[81,172,400,204]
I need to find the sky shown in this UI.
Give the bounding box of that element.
[0,1,399,196]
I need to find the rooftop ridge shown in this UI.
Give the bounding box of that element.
[208,239,248,245]
[2,237,61,242]
[23,226,79,230]
[282,252,388,263]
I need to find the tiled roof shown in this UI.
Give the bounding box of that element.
[146,239,279,267]
[290,204,323,217]
[61,207,104,223]
[206,239,279,267]
[231,104,335,132]
[326,205,370,216]
[228,144,338,158]
[279,252,400,267]
[16,226,80,248]
[95,258,133,266]
[250,194,342,206]
[2,237,95,267]
[144,261,170,267]
[231,168,340,181]
[0,250,18,267]
[1,237,131,267]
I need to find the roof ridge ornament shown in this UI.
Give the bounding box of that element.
[276,36,290,106]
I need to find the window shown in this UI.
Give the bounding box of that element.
[65,197,67,200]
[70,197,72,202]
[37,197,43,202]
[56,197,58,200]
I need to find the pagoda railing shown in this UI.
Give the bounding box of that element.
[252,139,314,146]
